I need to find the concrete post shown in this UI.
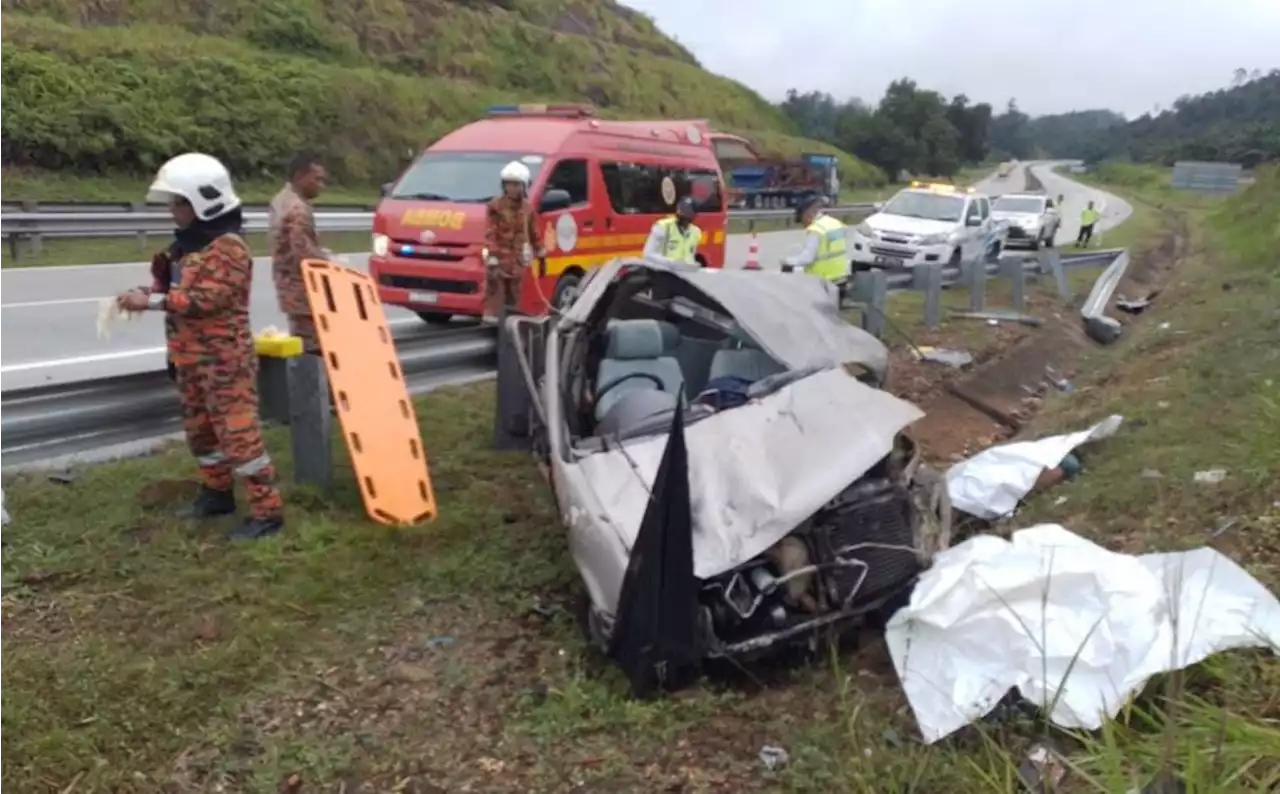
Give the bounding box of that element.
[914,262,944,328]
[1001,257,1026,312]
[968,253,987,313]
[851,269,888,338]
[288,354,333,488]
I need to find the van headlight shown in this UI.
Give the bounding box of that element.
[372,233,390,257]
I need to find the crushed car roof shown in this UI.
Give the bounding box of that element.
[563,258,889,378]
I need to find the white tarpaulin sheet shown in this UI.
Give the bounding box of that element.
[885,525,1280,744]
[574,368,923,579]
[945,415,1124,520]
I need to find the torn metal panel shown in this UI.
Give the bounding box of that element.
[572,368,923,603]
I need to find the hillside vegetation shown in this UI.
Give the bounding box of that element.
[1024,72,1280,166]
[1,0,881,193]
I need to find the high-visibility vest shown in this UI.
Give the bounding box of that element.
[807,214,848,282]
[1080,207,1100,226]
[654,217,702,264]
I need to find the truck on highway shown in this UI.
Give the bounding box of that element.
[847,181,1007,272]
[368,104,730,324]
[708,133,840,210]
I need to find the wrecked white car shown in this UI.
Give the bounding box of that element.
[495,258,950,695]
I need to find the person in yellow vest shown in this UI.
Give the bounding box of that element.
[1076,200,1101,247]
[782,195,848,283]
[642,196,702,267]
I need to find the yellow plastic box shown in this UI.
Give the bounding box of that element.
[255,333,304,359]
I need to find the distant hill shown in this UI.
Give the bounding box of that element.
[1025,110,1127,158]
[0,0,882,190]
[1029,73,1280,166]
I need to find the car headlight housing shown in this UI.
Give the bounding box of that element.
[855,221,875,237]
[917,232,950,246]
[372,233,390,257]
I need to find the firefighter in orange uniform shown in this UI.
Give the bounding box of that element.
[116,153,284,540]
[482,160,543,324]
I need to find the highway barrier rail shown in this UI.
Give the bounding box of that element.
[0,248,1123,468]
[0,203,877,254]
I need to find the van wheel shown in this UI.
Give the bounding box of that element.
[417,312,453,325]
[551,272,583,310]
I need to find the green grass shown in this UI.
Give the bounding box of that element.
[0,167,382,207]
[7,165,1277,792]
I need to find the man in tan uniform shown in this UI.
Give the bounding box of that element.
[269,153,329,352]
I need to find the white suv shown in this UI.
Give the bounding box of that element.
[849,183,1004,271]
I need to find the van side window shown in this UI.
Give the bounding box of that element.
[544,159,590,206]
[600,162,722,215]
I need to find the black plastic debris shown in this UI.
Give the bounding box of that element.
[607,402,701,699]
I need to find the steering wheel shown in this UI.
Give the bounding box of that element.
[596,372,667,403]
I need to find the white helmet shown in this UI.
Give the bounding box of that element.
[146,153,242,221]
[499,160,531,185]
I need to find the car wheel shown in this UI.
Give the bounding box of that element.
[551,271,583,310]
[1029,237,1041,251]
[416,311,453,325]
[1045,226,1057,248]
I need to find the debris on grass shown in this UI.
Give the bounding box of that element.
[758,745,789,771]
[1193,468,1228,485]
[884,524,1280,744]
[952,310,1044,327]
[914,345,974,369]
[945,415,1122,520]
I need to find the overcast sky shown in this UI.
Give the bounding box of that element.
[624,0,1280,119]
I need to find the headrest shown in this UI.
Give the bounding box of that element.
[606,318,680,351]
[606,319,667,360]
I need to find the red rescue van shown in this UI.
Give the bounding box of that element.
[368,104,729,324]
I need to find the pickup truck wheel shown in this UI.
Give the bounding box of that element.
[1044,227,1057,248]
[416,312,454,325]
[1029,237,1041,251]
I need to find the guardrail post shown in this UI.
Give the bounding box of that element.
[914,262,944,328]
[1039,248,1072,302]
[1001,256,1026,311]
[288,354,333,488]
[131,201,149,251]
[967,252,987,312]
[851,269,888,338]
[21,200,43,255]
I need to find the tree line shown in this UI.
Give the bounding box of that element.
[779,70,1279,180]
[776,79,1039,181]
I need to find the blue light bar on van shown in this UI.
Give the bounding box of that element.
[485,103,596,118]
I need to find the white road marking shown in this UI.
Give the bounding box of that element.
[0,347,164,373]
[0,315,422,373]
[2,297,107,309]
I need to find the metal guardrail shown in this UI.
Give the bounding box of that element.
[0,204,876,243]
[0,248,1123,465]
[0,327,499,465]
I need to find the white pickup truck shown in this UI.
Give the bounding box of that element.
[847,182,1007,271]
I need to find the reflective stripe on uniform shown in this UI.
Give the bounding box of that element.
[234,454,273,478]
[655,217,702,264]
[196,452,226,467]
[807,214,848,282]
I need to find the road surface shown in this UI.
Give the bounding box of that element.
[0,164,1123,390]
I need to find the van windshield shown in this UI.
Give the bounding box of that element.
[389,152,545,203]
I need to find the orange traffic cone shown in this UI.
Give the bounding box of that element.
[744,233,760,270]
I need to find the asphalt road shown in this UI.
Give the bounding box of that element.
[0,162,1125,390]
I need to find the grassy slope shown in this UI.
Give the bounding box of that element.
[1,1,881,202]
[5,171,1275,791]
